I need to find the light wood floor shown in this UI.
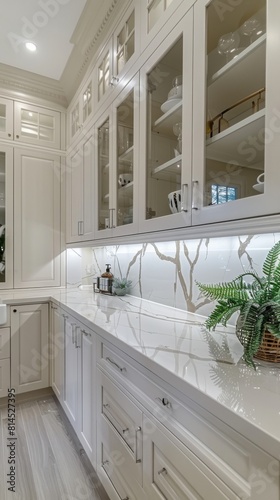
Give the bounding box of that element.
[0,395,109,500]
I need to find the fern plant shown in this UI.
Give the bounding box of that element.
[196,240,280,367]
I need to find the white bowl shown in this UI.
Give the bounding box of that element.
[168,190,182,214]
[118,173,133,187]
[168,85,182,100]
[253,182,264,193]
[161,98,182,114]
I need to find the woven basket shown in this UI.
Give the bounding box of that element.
[254,331,280,363]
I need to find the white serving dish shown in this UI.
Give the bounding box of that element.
[161,98,181,113]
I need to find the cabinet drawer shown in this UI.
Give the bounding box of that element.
[0,328,10,359]
[98,337,280,499]
[99,417,145,499]
[99,370,142,461]
[143,415,235,500]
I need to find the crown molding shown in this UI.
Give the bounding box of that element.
[60,0,122,103]
[0,63,67,109]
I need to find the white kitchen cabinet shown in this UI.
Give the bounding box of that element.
[67,75,93,145]
[13,148,61,288]
[0,145,13,289]
[66,133,95,243]
[0,314,11,398]
[50,304,64,404]
[138,12,193,233]
[14,101,61,149]
[192,0,280,225]
[97,370,144,499]
[63,311,96,464]
[0,97,13,140]
[94,73,139,239]
[97,336,280,500]
[11,303,49,394]
[63,313,79,430]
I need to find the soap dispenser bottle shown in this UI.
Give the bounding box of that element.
[98,264,114,294]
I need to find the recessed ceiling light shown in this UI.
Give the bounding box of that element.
[25,42,37,52]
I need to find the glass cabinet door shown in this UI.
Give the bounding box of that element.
[0,146,13,288]
[0,98,13,140]
[97,116,111,233]
[139,14,193,232]
[193,0,280,225]
[115,89,135,229]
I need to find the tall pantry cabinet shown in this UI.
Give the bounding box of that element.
[0,97,64,289]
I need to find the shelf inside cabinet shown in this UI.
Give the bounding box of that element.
[209,35,266,87]
[118,145,133,164]
[153,100,182,135]
[103,193,109,203]
[118,181,133,201]
[152,155,182,178]
[206,109,265,166]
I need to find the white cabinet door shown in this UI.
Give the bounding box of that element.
[0,358,10,397]
[192,0,280,225]
[50,304,64,403]
[11,304,49,394]
[13,148,61,288]
[0,97,13,140]
[94,74,140,239]
[78,325,95,465]
[0,145,13,289]
[14,102,61,149]
[63,315,79,430]
[66,134,95,243]
[138,12,193,233]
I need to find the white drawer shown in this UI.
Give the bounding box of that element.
[98,370,142,462]
[97,337,280,499]
[0,328,10,360]
[98,416,145,499]
[143,414,236,500]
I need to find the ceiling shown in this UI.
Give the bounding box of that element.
[0,0,120,105]
[0,0,88,80]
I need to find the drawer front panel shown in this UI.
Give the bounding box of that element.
[143,415,236,500]
[100,371,142,458]
[101,442,138,500]
[100,413,142,487]
[0,328,10,359]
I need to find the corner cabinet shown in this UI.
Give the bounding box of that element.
[14,148,61,288]
[66,133,95,243]
[192,0,280,225]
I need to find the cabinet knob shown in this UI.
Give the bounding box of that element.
[158,467,167,476]
[13,309,17,313]
[156,397,171,408]
[8,133,11,137]
[16,135,19,139]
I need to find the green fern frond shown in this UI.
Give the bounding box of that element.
[196,281,249,302]
[205,302,240,330]
[262,241,280,278]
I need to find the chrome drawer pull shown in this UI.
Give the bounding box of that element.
[122,497,129,500]
[158,467,167,476]
[122,427,129,434]
[102,460,109,467]
[156,397,172,409]
[71,324,76,344]
[135,426,142,464]
[106,357,126,373]
[103,403,110,409]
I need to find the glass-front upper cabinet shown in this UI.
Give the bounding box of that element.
[0,98,13,140]
[14,102,61,149]
[138,14,193,233]
[95,75,139,238]
[0,146,13,289]
[68,76,93,145]
[193,0,280,225]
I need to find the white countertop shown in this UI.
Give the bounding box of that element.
[2,286,280,459]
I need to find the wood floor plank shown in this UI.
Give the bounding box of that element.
[41,405,103,499]
[19,401,65,500]
[1,409,37,499]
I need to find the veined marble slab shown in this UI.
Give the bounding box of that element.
[1,287,280,459]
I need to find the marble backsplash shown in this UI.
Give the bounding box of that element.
[67,233,280,320]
